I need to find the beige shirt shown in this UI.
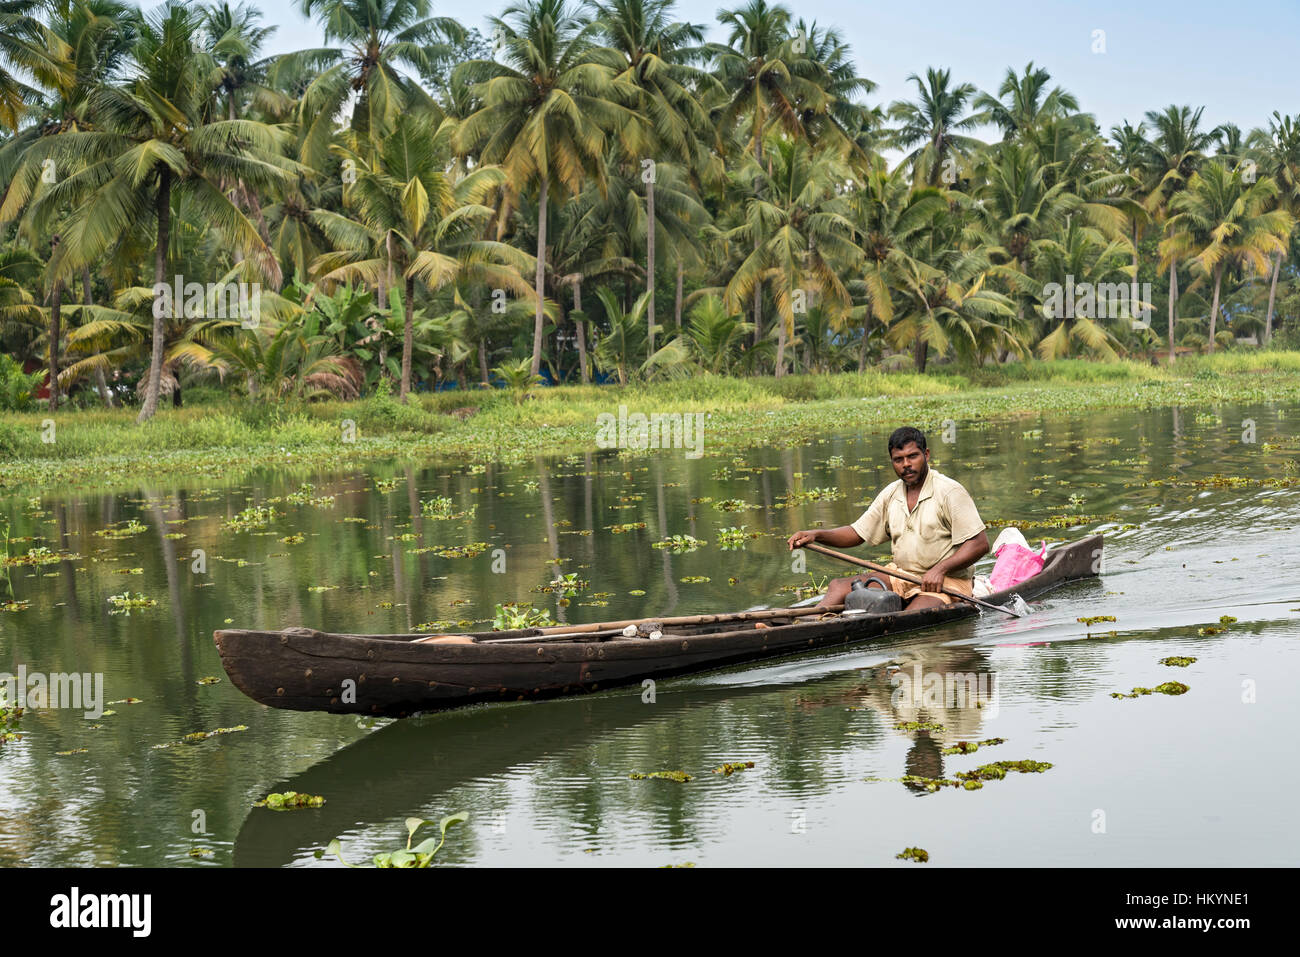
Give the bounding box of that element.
[850,469,986,579]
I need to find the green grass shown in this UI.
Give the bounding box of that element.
[2,354,1298,496]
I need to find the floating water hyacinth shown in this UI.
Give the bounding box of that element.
[107,592,157,613]
[253,791,325,810]
[716,526,761,549]
[492,603,555,631]
[714,499,757,512]
[223,505,277,531]
[713,762,755,776]
[2,546,80,567]
[651,534,706,552]
[629,770,692,783]
[896,847,930,862]
[1111,682,1189,699]
[95,519,147,539]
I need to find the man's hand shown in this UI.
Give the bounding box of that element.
[787,529,820,550]
[921,563,949,595]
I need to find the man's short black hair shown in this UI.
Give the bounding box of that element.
[888,426,927,453]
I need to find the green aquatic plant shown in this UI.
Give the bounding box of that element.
[630,770,693,783]
[222,506,277,531]
[254,791,326,810]
[1159,656,1197,667]
[534,573,589,597]
[781,487,845,505]
[895,721,946,732]
[322,814,468,868]
[1111,681,1189,699]
[896,847,930,863]
[492,604,556,631]
[940,737,1005,756]
[95,519,148,539]
[715,499,757,512]
[955,759,1053,781]
[713,762,756,776]
[2,546,80,567]
[107,592,157,613]
[1078,615,1117,626]
[420,495,475,519]
[651,534,706,552]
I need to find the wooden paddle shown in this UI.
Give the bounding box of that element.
[801,542,1028,619]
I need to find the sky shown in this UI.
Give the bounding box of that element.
[251,0,1299,142]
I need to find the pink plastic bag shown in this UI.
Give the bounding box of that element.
[990,541,1047,592]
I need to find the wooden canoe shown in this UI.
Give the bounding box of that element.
[214,534,1103,717]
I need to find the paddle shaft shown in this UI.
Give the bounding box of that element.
[802,542,1021,618]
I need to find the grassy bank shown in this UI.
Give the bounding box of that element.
[3,354,1300,497]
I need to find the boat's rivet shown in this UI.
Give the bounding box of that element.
[366,649,375,660]
[330,697,340,706]
[517,695,524,701]
[597,648,605,658]
[371,704,380,713]
[280,635,288,645]
[427,681,437,688]
[304,668,312,678]
[358,673,366,682]
[392,676,399,684]
[325,688,334,696]
[276,687,284,696]
[586,646,594,657]
[537,648,544,656]
[808,639,814,645]
[469,687,476,693]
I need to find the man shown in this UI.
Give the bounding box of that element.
[787,426,989,611]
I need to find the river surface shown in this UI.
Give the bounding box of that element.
[1,401,1298,867]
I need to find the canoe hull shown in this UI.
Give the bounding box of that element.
[214,534,1102,717]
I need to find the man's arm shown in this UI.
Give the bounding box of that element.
[787,525,864,550]
[920,528,989,593]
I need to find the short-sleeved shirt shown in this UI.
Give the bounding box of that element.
[849,469,986,579]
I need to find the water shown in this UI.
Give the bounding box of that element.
[1,402,1297,866]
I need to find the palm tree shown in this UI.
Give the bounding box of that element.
[0,0,70,131]
[1141,104,1220,362]
[888,67,982,187]
[453,0,641,376]
[1161,162,1292,352]
[1249,111,1300,344]
[587,0,711,349]
[23,1,294,421]
[682,293,751,373]
[973,62,1081,141]
[718,136,863,376]
[271,0,464,169]
[312,112,534,399]
[885,207,1016,370]
[844,162,945,369]
[1032,218,1135,360]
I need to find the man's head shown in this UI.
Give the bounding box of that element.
[887,426,930,489]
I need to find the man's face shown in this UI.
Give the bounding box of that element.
[890,441,929,488]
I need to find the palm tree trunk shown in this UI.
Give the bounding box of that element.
[574,278,589,385]
[1167,258,1178,365]
[646,177,655,353]
[138,169,171,423]
[914,333,928,373]
[1207,262,1223,353]
[83,267,114,408]
[48,277,62,411]
[1264,247,1282,346]
[774,314,786,378]
[674,259,683,328]
[531,178,549,377]
[478,338,489,385]
[751,258,762,347]
[400,274,415,402]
